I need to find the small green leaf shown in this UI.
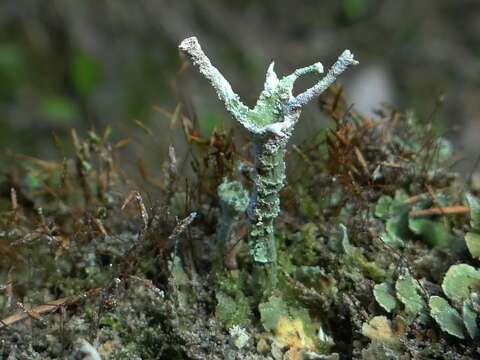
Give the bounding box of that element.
[395,273,426,318]
[340,224,354,256]
[218,179,249,215]
[435,138,453,163]
[442,264,480,304]
[466,194,480,231]
[373,282,397,313]
[375,195,393,219]
[429,296,466,339]
[375,194,408,220]
[463,302,479,339]
[24,172,41,190]
[259,296,289,332]
[216,292,251,328]
[408,218,450,248]
[381,214,408,248]
[465,232,480,260]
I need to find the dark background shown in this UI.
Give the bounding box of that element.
[1,0,479,169]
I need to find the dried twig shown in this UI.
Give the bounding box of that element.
[0,288,102,330]
[409,206,469,218]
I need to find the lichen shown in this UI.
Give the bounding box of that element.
[217,179,249,261]
[373,283,397,313]
[441,264,480,305]
[179,36,358,289]
[395,273,427,321]
[429,296,466,339]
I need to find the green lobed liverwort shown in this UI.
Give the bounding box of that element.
[179,36,358,289]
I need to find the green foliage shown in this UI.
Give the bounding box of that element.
[340,224,354,256]
[294,185,320,221]
[169,255,190,287]
[463,302,479,339]
[395,273,427,320]
[375,192,409,248]
[228,325,250,349]
[371,257,475,339]
[408,218,451,249]
[215,272,253,328]
[335,225,386,282]
[291,223,320,265]
[218,179,249,216]
[2,79,479,358]
[382,215,407,248]
[217,179,249,263]
[215,292,252,329]
[429,296,466,339]
[434,138,453,163]
[465,232,480,259]
[374,193,408,220]
[374,195,394,219]
[373,283,397,313]
[376,188,463,252]
[465,194,480,260]
[466,194,480,231]
[424,264,480,339]
[259,295,289,331]
[441,264,480,304]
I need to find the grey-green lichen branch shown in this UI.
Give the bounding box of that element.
[178,37,253,132]
[179,36,358,282]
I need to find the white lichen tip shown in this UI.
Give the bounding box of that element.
[314,62,324,73]
[340,49,359,66]
[178,36,253,131]
[288,49,358,110]
[179,36,199,52]
[179,36,358,135]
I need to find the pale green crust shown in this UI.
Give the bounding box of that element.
[217,179,249,258]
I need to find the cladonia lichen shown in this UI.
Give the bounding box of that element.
[179,36,358,288]
[217,179,249,265]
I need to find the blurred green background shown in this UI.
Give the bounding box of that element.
[0,0,479,166]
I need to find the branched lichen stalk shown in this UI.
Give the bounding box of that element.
[179,36,358,288]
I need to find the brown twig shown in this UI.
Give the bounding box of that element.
[354,146,370,177]
[0,288,102,330]
[409,206,469,218]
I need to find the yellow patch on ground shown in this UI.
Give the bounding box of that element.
[274,317,316,360]
[361,316,398,345]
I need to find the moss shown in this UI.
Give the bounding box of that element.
[215,271,253,328]
[291,223,319,266]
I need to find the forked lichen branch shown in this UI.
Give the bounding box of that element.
[179,36,358,287]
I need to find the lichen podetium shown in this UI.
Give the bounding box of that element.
[179,36,358,293]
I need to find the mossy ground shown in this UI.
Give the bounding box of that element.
[1,90,479,359]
